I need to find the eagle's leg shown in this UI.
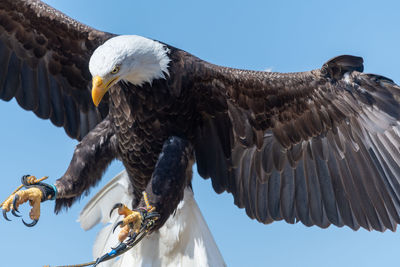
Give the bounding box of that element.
[1,117,117,226]
[54,117,117,212]
[138,136,191,229]
[111,136,191,241]
[140,136,191,229]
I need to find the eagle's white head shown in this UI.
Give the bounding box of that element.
[89,35,170,106]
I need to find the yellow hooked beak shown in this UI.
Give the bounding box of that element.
[91,75,119,107]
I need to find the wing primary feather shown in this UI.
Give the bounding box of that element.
[248,150,259,220]
[48,76,65,127]
[0,51,21,101]
[294,158,312,226]
[231,145,248,200]
[377,133,400,172]
[280,163,295,224]
[366,145,400,225]
[312,139,341,226]
[34,61,51,119]
[256,177,272,223]
[0,38,11,90]
[367,132,400,214]
[195,120,212,179]
[344,139,384,231]
[214,112,233,157]
[241,148,255,219]
[16,61,38,111]
[267,170,282,221]
[384,129,400,155]
[232,146,247,208]
[210,121,230,193]
[335,141,372,230]
[368,132,400,196]
[304,142,328,228]
[326,136,356,229]
[350,131,392,230]
[355,133,398,230]
[63,93,80,139]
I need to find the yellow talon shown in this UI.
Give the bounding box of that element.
[1,175,55,227]
[1,187,43,220]
[109,192,159,243]
[0,176,47,208]
[111,204,143,242]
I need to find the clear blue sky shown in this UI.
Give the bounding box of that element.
[1,0,400,266]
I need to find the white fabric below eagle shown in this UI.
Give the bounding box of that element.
[78,171,226,267]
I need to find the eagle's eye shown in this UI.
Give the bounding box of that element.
[111,66,120,74]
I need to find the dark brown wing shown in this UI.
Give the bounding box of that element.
[193,54,400,231]
[0,0,114,140]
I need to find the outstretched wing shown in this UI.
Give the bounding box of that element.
[0,0,114,140]
[193,54,400,231]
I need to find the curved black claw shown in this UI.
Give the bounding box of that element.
[109,203,123,218]
[11,195,21,217]
[22,218,38,227]
[12,195,20,212]
[126,232,138,245]
[11,209,21,217]
[2,209,11,221]
[112,220,124,233]
[144,212,160,220]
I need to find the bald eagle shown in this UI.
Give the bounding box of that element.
[2,0,400,260]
